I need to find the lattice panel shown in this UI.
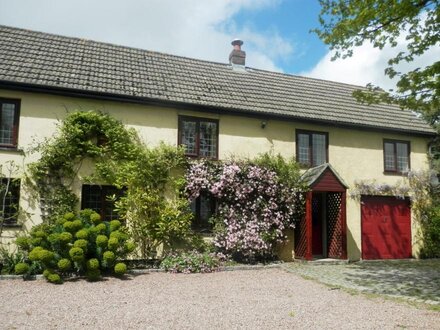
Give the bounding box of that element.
[294,194,308,258]
[294,214,307,258]
[327,192,343,258]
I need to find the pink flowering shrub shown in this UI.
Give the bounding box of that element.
[185,157,305,261]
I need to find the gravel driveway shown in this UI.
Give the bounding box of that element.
[0,268,438,330]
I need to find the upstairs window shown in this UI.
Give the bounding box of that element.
[0,98,20,148]
[296,130,328,167]
[81,185,123,221]
[178,116,218,159]
[384,140,410,173]
[190,192,216,233]
[0,178,20,225]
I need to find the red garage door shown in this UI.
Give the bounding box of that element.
[361,196,411,259]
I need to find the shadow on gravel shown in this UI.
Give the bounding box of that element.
[344,260,440,302]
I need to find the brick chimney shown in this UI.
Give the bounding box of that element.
[229,39,246,66]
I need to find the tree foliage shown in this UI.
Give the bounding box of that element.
[314,0,439,124]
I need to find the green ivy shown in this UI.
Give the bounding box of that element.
[27,111,194,258]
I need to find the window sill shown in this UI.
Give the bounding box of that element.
[1,223,22,229]
[383,171,409,176]
[185,155,218,161]
[0,147,24,154]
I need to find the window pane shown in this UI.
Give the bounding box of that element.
[298,133,310,165]
[199,121,217,158]
[81,185,102,214]
[384,142,396,171]
[181,120,197,155]
[1,103,15,145]
[0,178,20,225]
[191,192,215,232]
[396,143,409,172]
[312,134,326,166]
[81,185,122,221]
[103,186,122,221]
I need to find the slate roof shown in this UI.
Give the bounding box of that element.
[0,25,435,136]
[301,163,349,189]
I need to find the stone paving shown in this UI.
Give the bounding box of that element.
[285,259,440,305]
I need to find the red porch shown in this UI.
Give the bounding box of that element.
[295,164,348,260]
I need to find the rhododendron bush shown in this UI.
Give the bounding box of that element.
[185,156,306,261]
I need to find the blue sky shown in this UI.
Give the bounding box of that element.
[232,0,326,73]
[0,0,438,90]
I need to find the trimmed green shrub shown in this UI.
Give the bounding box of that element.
[75,229,89,240]
[47,273,62,284]
[59,232,73,244]
[86,269,101,281]
[28,247,44,262]
[57,258,72,272]
[73,239,88,252]
[14,262,30,275]
[96,235,108,248]
[103,251,116,265]
[114,262,127,276]
[124,241,136,253]
[69,247,84,262]
[86,258,100,270]
[63,221,76,232]
[15,237,30,250]
[64,212,76,221]
[38,250,55,264]
[107,237,119,251]
[110,220,121,232]
[90,212,102,225]
[15,210,135,284]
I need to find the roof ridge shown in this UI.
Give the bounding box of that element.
[0,24,372,91]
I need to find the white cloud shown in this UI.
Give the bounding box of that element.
[303,23,440,90]
[0,0,290,71]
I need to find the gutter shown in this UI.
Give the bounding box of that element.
[0,80,436,138]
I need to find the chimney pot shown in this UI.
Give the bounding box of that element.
[229,39,246,66]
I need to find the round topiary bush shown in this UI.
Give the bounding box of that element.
[90,212,102,225]
[86,258,100,270]
[114,262,127,276]
[75,229,89,240]
[73,239,88,252]
[63,221,76,232]
[47,233,60,245]
[58,232,73,244]
[72,219,83,231]
[57,258,72,272]
[86,269,101,281]
[14,262,30,275]
[47,273,62,284]
[96,235,108,248]
[15,209,133,284]
[33,230,47,239]
[107,237,119,251]
[124,241,136,253]
[109,220,121,232]
[63,212,76,221]
[28,247,44,261]
[38,250,55,264]
[103,251,115,265]
[69,247,84,262]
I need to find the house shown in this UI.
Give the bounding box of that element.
[0,25,436,261]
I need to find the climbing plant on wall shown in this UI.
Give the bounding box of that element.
[27,111,193,258]
[185,154,307,262]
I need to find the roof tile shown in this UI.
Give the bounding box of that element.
[0,25,434,135]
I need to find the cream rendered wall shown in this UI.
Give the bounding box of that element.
[0,89,431,259]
